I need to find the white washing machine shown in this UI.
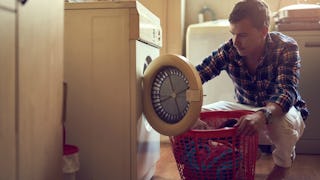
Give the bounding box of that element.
[281,30,320,154]
[186,19,235,105]
[64,2,162,179]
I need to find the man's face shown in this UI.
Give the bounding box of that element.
[230,18,267,57]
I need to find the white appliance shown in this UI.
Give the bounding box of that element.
[186,19,235,105]
[64,1,162,179]
[281,30,320,154]
[274,4,320,31]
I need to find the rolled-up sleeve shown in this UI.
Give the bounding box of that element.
[269,43,301,113]
[196,45,229,84]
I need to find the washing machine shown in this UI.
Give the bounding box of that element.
[186,19,235,105]
[280,30,320,154]
[65,2,204,180]
[64,2,163,179]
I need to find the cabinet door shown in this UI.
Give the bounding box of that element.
[0,8,16,180]
[17,0,64,179]
[283,31,320,154]
[64,8,132,180]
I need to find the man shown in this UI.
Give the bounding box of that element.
[195,0,308,179]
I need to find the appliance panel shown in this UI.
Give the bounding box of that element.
[281,31,320,154]
[135,40,160,179]
[186,20,234,105]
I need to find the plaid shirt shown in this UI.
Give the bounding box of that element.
[196,32,309,120]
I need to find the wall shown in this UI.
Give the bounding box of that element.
[183,0,320,55]
[186,0,320,26]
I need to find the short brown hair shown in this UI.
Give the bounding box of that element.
[228,0,270,29]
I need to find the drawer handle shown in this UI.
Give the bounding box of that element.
[305,42,320,47]
[19,0,28,5]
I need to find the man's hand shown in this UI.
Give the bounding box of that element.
[235,111,266,136]
[191,119,210,130]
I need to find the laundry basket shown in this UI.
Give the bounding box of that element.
[169,110,258,180]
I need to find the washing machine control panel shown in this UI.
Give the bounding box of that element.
[136,1,162,48]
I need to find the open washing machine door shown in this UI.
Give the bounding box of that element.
[143,54,203,136]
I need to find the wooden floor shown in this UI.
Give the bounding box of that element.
[152,143,320,180]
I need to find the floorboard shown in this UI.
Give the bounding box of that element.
[153,143,320,180]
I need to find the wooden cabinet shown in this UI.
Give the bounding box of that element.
[0,7,16,180]
[18,1,64,179]
[0,1,64,179]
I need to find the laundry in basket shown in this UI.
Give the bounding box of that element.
[170,110,258,180]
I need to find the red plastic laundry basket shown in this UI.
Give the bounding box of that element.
[169,110,258,180]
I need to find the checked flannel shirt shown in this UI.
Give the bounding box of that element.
[196,32,309,120]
